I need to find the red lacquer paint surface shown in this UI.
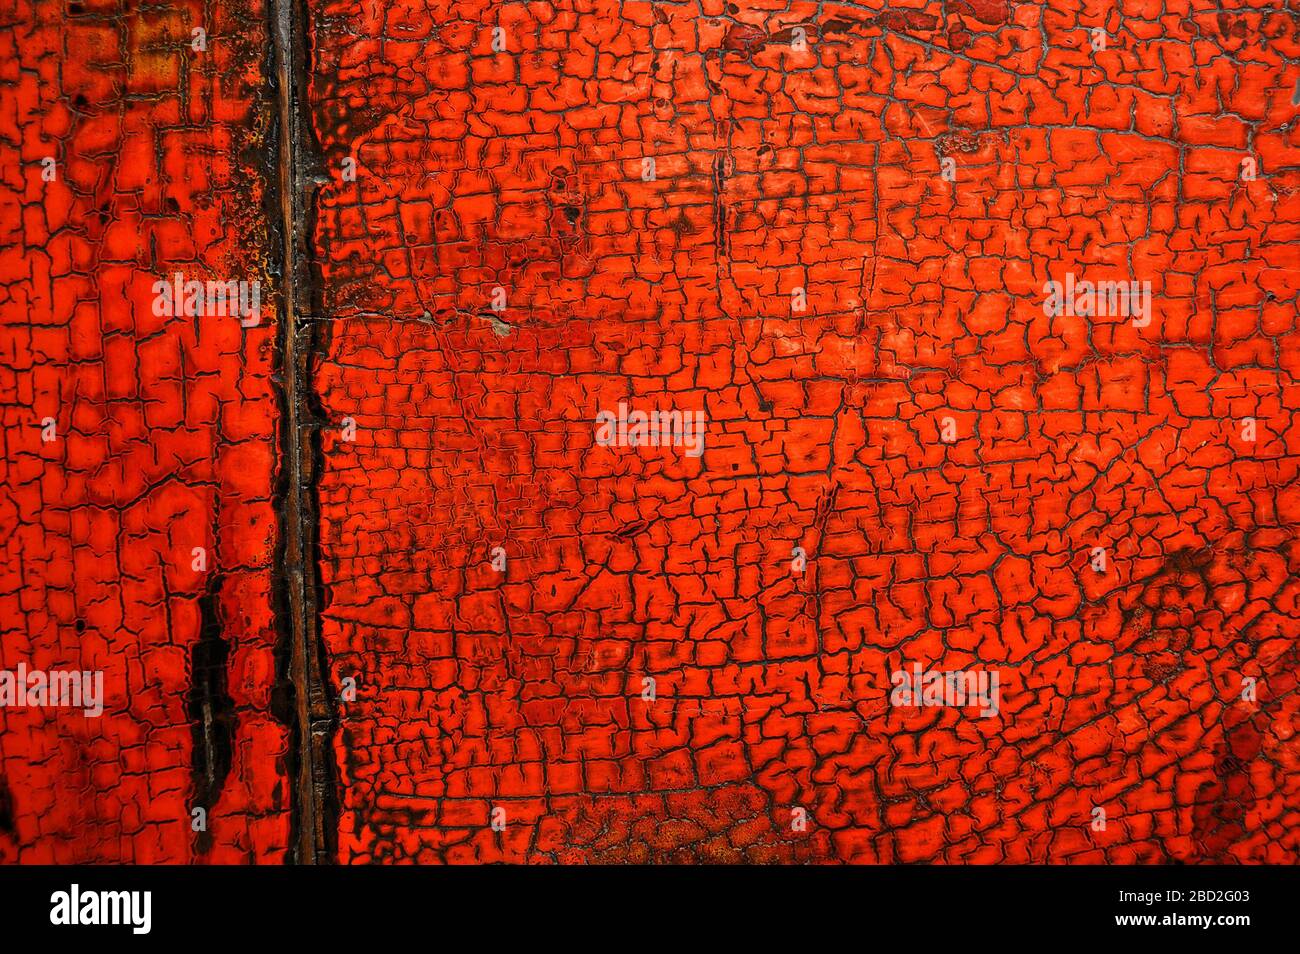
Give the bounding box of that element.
[2,0,1298,864]
[0,0,288,862]
[309,0,1300,863]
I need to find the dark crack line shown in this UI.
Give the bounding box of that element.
[269,0,339,865]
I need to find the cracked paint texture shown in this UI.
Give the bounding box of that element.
[0,0,288,861]
[309,0,1300,863]
[2,0,1299,866]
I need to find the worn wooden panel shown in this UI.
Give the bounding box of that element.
[1,0,1298,866]
[306,1,1300,862]
[0,0,289,862]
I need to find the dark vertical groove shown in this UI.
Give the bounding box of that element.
[188,571,234,856]
[268,0,338,864]
[0,775,15,835]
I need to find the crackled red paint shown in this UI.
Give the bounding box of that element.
[308,0,1300,863]
[0,0,288,862]
[2,0,1298,866]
